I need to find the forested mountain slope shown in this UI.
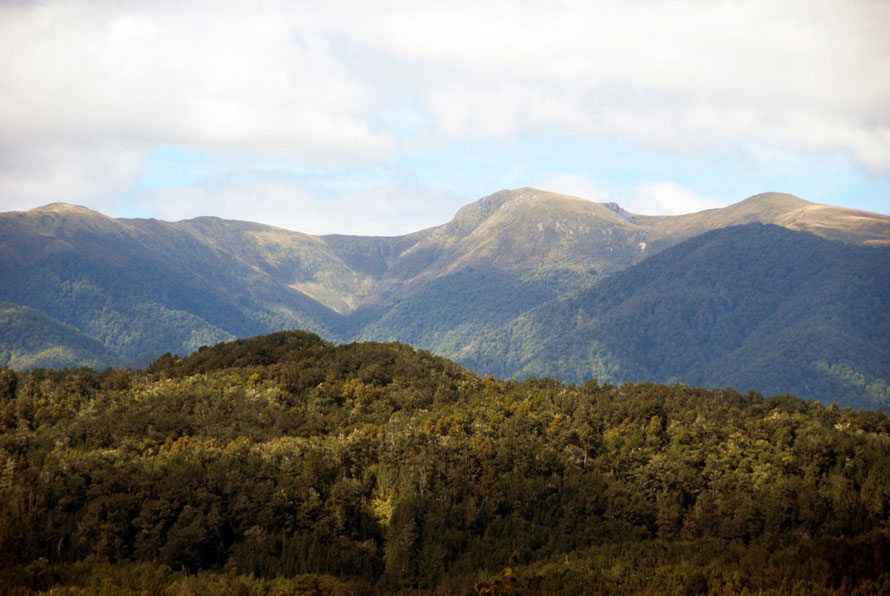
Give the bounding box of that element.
[0,302,121,370]
[354,268,592,353]
[463,224,890,409]
[3,331,890,593]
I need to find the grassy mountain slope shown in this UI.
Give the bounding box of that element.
[378,188,650,283]
[170,216,384,313]
[4,331,890,593]
[467,224,890,408]
[0,302,122,369]
[387,189,890,283]
[647,192,890,250]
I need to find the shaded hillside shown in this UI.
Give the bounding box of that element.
[0,302,121,370]
[0,204,342,366]
[468,224,890,409]
[3,331,890,593]
[356,268,594,358]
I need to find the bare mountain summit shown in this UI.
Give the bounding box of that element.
[645,192,890,250]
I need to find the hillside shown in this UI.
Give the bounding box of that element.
[354,268,593,352]
[0,203,342,366]
[3,331,890,593]
[463,224,890,409]
[356,188,890,287]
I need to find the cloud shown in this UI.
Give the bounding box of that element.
[0,0,392,208]
[0,0,887,221]
[0,2,390,157]
[426,1,886,170]
[626,182,726,215]
[134,182,460,236]
[535,173,725,215]
[0,141,146,211]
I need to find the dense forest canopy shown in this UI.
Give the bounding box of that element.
[2,331,890,594]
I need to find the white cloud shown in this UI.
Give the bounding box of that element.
[0,141,146,211]
[534,173,725,215]
[0,0,887,220]
[0,2,389,157]
[134,182,460,236]
[626,182,726,215]
[332,0,890,165]
[0,0,392,209]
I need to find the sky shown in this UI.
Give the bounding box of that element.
[1,0,888,235]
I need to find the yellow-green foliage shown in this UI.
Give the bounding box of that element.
[2,332,890,593]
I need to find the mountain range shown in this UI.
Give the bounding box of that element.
[1,187,888,407]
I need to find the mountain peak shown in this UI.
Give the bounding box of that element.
[441,188,629,245]
[30,202,102,216]
[737,192,811,211]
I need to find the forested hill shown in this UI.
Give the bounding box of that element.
[3,331,890,593]
[460,224,890,410]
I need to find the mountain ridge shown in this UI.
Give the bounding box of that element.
[9,188,889,294]
[2,188,889,408]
